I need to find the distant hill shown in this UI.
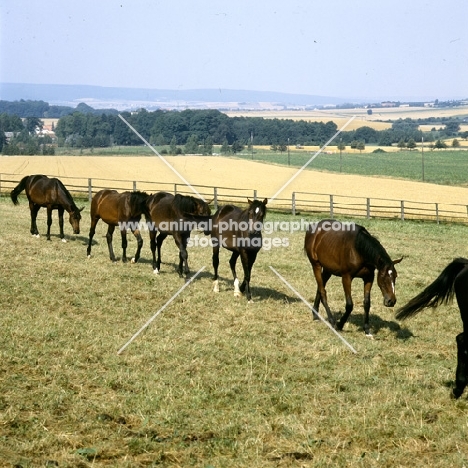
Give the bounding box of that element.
[0,83,353,110]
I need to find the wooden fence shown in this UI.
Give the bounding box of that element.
[1,173,468,224]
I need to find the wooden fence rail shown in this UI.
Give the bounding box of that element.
[1,173,467,225]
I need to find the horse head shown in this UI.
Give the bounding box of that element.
[246,198,268,235]
[69,206,84,234]
[377,257,403,307]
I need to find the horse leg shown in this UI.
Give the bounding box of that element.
[454,333,468,398]
[156,232,167,273]
[336,274,354,331]
[212,244,220,292]
[29,203,40,237]
[175,232,190,277]
[46,205,53,241]
[120,227,128,263]
[131,228,143,263]
[312,269,331,321]
[87,217,99,258]
[239,249,257,302]
[58,206,66,242]
[312,263,335,326]
[149,228,158,273]
[229,251,241,296]
[106,225,116,262]
[362,276,374,336]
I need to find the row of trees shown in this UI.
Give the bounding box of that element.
[1,109,466,155]
[54,109,341,149]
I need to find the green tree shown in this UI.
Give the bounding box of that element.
[169,136,177,155]
[356,140,365,153]
[24,116,43,134]
[184,134,199,154]
[278,143,287,154]
[231,141,244,154]
[397,139,406,151]
[452,138,460,148]
[406,138,416,150]
[203,136,213,155]
[220,139,230,154]
[434,139,447,150]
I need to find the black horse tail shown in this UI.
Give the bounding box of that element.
[396,258,468,320]
[10,176,29,205]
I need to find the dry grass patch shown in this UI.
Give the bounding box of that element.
[2,197,468,466]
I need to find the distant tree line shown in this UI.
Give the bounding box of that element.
[53,109,341,150]
[53,110,465,151]
[0,100,119,118]
[1,107,467,155]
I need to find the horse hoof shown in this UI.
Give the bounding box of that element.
[365,333,374,339]
[131,257,136,263]
[234,292,241,298]
[87,255,91,259]
[213,280,219,293]
[153,269,159,275]
[61,238,67,243]
[248,299,253,304]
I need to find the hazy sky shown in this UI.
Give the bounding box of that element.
[1,0,467,100]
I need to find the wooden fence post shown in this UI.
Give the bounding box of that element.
[292,192,296,216]
[88,178,92,202]
[133,181,137,192]
[174,183,177,195]
[329,194,334,218]
[435,203,439,224]
[400,201,405,221]
[253,189,257,200]
[366,198,370,219]
[213,187,218,211]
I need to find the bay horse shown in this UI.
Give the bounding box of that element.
[146,192,211,276]
[210,198,268,302]
[304,219,402,335]
[87,189,150,263]
[10,174,83,241]
[396,258,468,399]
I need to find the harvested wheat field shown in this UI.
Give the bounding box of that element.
[2,155,468,209]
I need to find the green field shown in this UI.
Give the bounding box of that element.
[236,149,468,187]
[2,197,468,466]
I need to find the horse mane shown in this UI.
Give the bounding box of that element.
[355,226,392,268]
[173,194,202,214]
[129,191,149,214]
[53,178,81,212]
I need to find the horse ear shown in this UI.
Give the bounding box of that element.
[206,198,214,204]
[247,198,253,204]
[79,207,85,212]
[392,257,403,265]
[263,198,268,205]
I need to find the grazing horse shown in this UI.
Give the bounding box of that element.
[210,198,268,302]
[146,192,211,276]
[304,220,402,335]
[87,189,150,263]
[10,174,83,241]
[396,258,468,399]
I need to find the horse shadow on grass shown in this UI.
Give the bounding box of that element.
[204,275,303,304]
[331,310,414,339]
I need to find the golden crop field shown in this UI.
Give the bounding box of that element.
[2,155,468,208]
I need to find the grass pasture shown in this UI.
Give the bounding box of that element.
[2,197,468,466]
